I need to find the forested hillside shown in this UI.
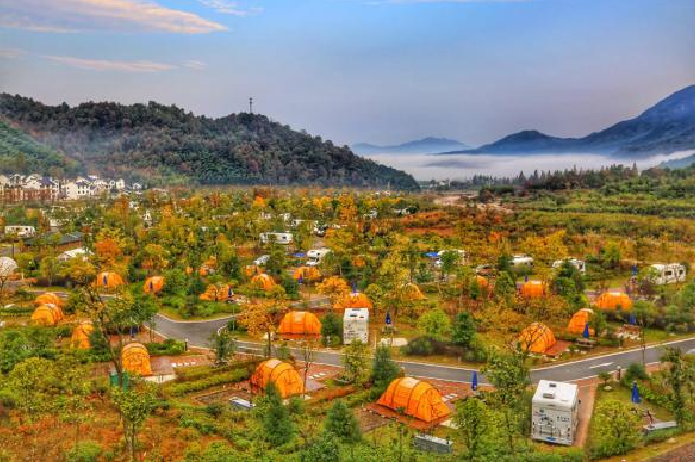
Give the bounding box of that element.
[0,120,81,176]
[0,94,418,189]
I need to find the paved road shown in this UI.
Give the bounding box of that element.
[153,314,695,385]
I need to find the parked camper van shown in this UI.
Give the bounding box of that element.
[650,263,687,284]
[434,250,468,269]
[307,248,332,267]
[532,381,579,446]
[343,308,369,345]
[513,255,534,268]
[259,232,293,245]
[552,258,586,274]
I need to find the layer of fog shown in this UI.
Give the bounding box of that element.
[362,150,695,181]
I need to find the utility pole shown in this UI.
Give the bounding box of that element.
[249,97,253,114]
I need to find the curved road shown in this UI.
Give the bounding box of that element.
[153,313,695,384]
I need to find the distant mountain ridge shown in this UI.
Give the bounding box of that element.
[353,137,469,155]
[0,94,419,189]
[659,153,695,170]
[444,84,695,156]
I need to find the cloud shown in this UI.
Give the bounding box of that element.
[0,0,226,34]
[199,0,263,16]
[183,59,207,71]
[45,56,177,72]
[0,46,26,59]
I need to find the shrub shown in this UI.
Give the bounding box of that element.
[146,338,185,356]
[165,368,251,397]
[401,336,449,356]
[66,441,102,462]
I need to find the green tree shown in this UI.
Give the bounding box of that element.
[208,329,237,366]
[39,255,61,286]
[590,399,641,458]
[661,347,695,427]
[300,433,341,462]
[6,357,57,424]
[451,312,477,348]
[320,311,343,344]
[417,309,451,340]
[258,382,294,447]
[110,385,158,462]
[454,397,492,460]
[371,345,399,392]
[342,339,369,385]
[324,399,362,443]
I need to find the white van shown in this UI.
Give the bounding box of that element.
[434,250,468,268]
[552,258,586,274]
[307,248,332,267]
[650,263,687,284]
[513,255,534,268]
[259,232,293,245]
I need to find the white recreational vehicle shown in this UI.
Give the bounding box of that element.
[307,248,332,267]
[3,225,36,238]
[552,258,586,274]
[259,232,294,245]
[532,381,579,446]
[343,308,369,345]
[650,263,687,284]
[434,250,468,268]
[513,255,534,268]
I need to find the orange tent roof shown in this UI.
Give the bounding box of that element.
[519,281,547,298]
[251,273,276,290]
[71,320,94,349]
[518,322,556,353]
[31,304,64,326]
[595,292,632,311]
[250,359,304,398]
[245,264,261,277]
[401,282,426,300]
[567,309,594,335]
[277,311,321,336]
[34,293,62,307]
[293,266,321,282]
[335,292,373,309]
[121,343,152,376]
[144,276,165,294]
[200,283,234,301]
[376,377,451,423]
[94,272,124,289]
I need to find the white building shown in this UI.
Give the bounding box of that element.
[650,263,687,284]
[115,179,126,190]
[62,181,94,200]
[343,308,369,345]
[4,225,36,238]
[58,248,93,263]
[259,232,293,245]
[307,248,331,267]
[513,255,534,268]
[552,258,586,274]
[531,381,579,446]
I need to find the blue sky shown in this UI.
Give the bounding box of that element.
[0,0,694,146]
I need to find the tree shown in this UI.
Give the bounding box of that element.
[371,345,399,392]
[110,385,158,462]
[451,312,476,348]
[238,300,279,357]
[454,397,491,460]
[258,382,294,447]
[590,399,642,458]
[320,311,343,345]
[342,339,368,385]
[6,357,57,424]
[417,309,451,340]
[324,400,362,444]
[299,340,316,399]
[208,329,237,366]
[300,433,341,462]
[56,354,93,448]
[661,347,695,426]
[39,255,61,286]
[481,350,530,456]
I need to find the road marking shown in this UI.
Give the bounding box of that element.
[588,362,613,369]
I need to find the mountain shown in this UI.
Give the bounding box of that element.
[352,137,469,155]
[0,94,419,190]
[659,154,695,170]
[445,84,695,156]
[0,120,81,176]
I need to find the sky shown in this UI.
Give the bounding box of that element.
[0,0,694,147]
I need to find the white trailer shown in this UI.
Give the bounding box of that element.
[259,232,293,245]
[552,258,586,274]
[513,255,534,268]
[531,381,579,446]
[343,308,369,345]
[650,263,687,284]
[434,249,468,268]
[307,248,332,267]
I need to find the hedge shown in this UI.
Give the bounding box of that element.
[165,368,251,397]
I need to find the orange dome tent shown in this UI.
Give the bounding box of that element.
[250,359,304,398]
[144,276,165,294]
[245,264,261,277]
[31,304,64,326]
[376,377,451,423]
[519,281,547,298]
[34,292,63,307]
[518,322,556,353]
[71,321,95,349]
[251,273,276,291]
[335,292,373,309]
[567,309,595,336]
[401,282,426,300]
[277,311,321,336]
[121,343,152,376]
[595,292,632,311]
[200,283,234,301]
[293,267,321,283]
[475,275,490,289]
[94,272,124,289]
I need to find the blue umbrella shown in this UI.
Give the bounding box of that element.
[298,274,303,285]
[631,381,641,403]
[385,310,391,326]
[472,371,478,392]
[103,274,108,286]
[351,281,357,294]
[632,264,638,277]
[524,275,529,282]
[294,252,306,258]
[149,281,154,291]
[228,287,233,298]
[425,251,439,258]
[582,322,590,339]
[629,311,637,325]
